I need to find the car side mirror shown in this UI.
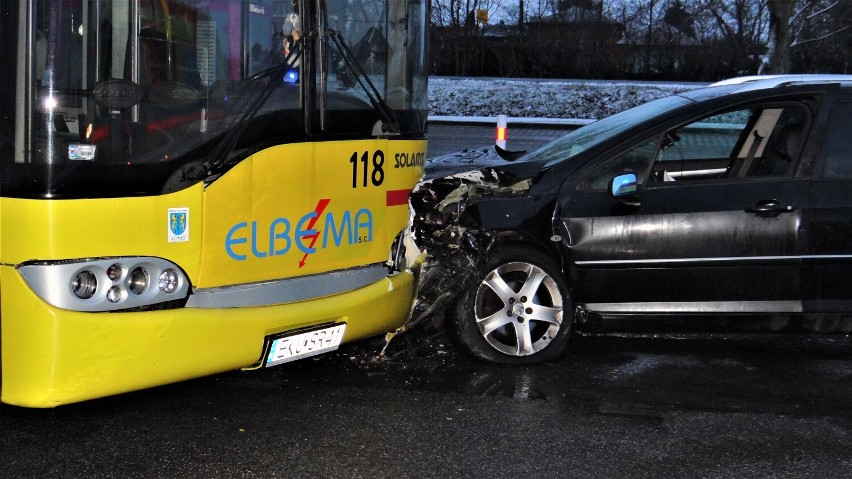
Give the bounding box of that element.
[609,172,640,205]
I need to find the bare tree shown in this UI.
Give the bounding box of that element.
[792,1,850,72]
[800,1,850,72]
[609,0,701,77]
[694,0,767,76]
[502,0,561,23]
[428,0,848,78]
[431,0,505,27]
[760,0,795,72]
[431,0,505,75]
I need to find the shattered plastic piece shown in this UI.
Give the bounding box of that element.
[407,172,508,331]
[436,183,471,211]
[403,233,424,268]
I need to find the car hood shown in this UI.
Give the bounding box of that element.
[425,147,549,181]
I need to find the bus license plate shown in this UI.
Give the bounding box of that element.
[265,324,346,367]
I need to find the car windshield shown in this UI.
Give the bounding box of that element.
[531,95,695,168]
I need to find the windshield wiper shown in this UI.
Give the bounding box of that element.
[191,26,400,183]
[197,38,306,180]
[326,29,400,134]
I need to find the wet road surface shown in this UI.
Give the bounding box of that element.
[2,333,851,478]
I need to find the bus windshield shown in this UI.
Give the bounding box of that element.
[0,0,428,198]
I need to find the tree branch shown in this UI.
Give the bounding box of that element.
[806,1,839,21]
[791,24,850,47]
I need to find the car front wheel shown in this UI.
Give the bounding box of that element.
[452,245,572,364]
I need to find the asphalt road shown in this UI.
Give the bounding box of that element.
[2,334,851,478]
[3,127,852,477]
[427,123,570,158]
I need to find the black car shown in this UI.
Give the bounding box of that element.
[412,75,852,364]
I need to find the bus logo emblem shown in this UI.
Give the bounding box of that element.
[168,208,190,243]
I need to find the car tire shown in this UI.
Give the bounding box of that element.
[451,244,572,364]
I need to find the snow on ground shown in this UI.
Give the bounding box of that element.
[429,77,702,119]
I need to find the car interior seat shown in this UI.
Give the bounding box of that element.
[749,122,804,176]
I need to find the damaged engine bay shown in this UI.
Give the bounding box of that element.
[405,164,542,334]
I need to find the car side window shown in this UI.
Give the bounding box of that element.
[575,139,659,191]
[649,104,808,183]
[651,110,746,182]
[820,99,852,178]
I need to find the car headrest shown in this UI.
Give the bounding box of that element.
[773,123,803,161]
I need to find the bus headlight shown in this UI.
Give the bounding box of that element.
[107,263,124,281]
[107,286,124,303]
[71,271,98,299]
[127,267,149,295]
[18,257,190,312]
[159,269,179,293]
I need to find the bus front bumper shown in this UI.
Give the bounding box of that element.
[0,267,415,408]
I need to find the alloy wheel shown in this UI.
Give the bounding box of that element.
[473,261,564,357]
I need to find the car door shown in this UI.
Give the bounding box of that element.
[801,92,852,313]
[557,102,812,315]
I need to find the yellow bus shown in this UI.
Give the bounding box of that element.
[0,0,428,407]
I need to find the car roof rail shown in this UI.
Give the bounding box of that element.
[710,74,852,92]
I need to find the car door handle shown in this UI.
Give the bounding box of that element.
[745,200,795,216]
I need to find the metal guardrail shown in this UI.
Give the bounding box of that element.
[427,115,594,129]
